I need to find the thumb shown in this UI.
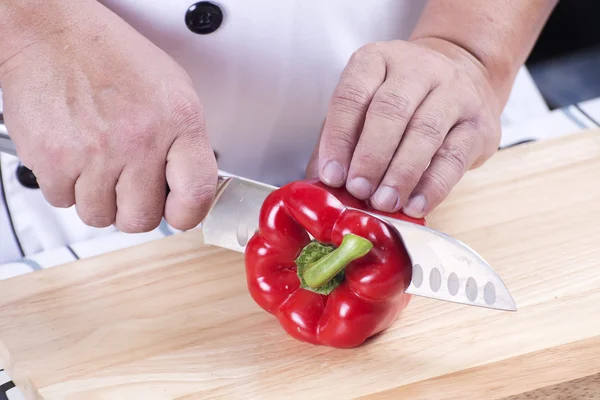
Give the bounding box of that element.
[164,134,218,230]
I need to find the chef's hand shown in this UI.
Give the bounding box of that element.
[0,1,217,232]
[307,38,502,217]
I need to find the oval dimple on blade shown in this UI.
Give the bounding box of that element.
[412,264,424,288]
[236,224,249,247]
[484,282,497,305]
[448,273,459,296]
[429,268,442,292]
[466,277,478,302]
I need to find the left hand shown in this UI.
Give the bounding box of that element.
[306,38,502,218]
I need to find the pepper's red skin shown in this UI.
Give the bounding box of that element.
[244,179,426,348]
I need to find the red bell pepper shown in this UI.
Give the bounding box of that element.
[244,179,426,348]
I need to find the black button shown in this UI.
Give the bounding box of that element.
[185,2,223,35]
[16,164,39,189]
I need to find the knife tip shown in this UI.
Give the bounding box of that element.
[498,296,517,312]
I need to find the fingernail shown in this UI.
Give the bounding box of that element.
[321,161,345,186]
[403,195,426,217]
[372,186,401,212]
[347,177,373,199]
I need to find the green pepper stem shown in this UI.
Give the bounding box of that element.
[303,234,373,289]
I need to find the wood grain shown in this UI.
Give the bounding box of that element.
[1,130,600,399]
[359,336,600,399]
[504,373,600,399]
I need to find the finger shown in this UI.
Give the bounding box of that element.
[74,163,119,228]
[164,135,217,231]
[34,168,76,208]
[346,78,432,200]
[318,47,387,187]
[115,162,166,233]
[402,122,483,217]
[37,176,76,208]
[370,90,462,212]
[22,145,77,208]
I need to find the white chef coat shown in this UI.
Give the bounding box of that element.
[0,0,551,269]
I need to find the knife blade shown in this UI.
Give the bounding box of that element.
[203,175,517,312]
[0,123,516,311]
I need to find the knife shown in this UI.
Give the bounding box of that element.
[204,172,516,312]
[0,122,516,311]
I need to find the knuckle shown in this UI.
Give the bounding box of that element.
[348,49,369,66]
[324,125,356,150]
[178,181,216,208]
[422,170,453,199]
[331,81,373,114]
[390,162,422,186]
[355,42,381,55]
[349,43,387,68]
[130,135,158,157]
[409,113,446,143]
[116,211,162,233]
[461,116,483,132]
[355,152,388,169]
[368,91,412,123]
[119,118,160,155]
[436,144,469,174]
[169,95,206,136]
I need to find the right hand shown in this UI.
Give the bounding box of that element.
[0,0,217,232]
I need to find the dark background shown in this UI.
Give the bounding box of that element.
[526,0,600,109]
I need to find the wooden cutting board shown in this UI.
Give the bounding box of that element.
[2,130,600,400]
